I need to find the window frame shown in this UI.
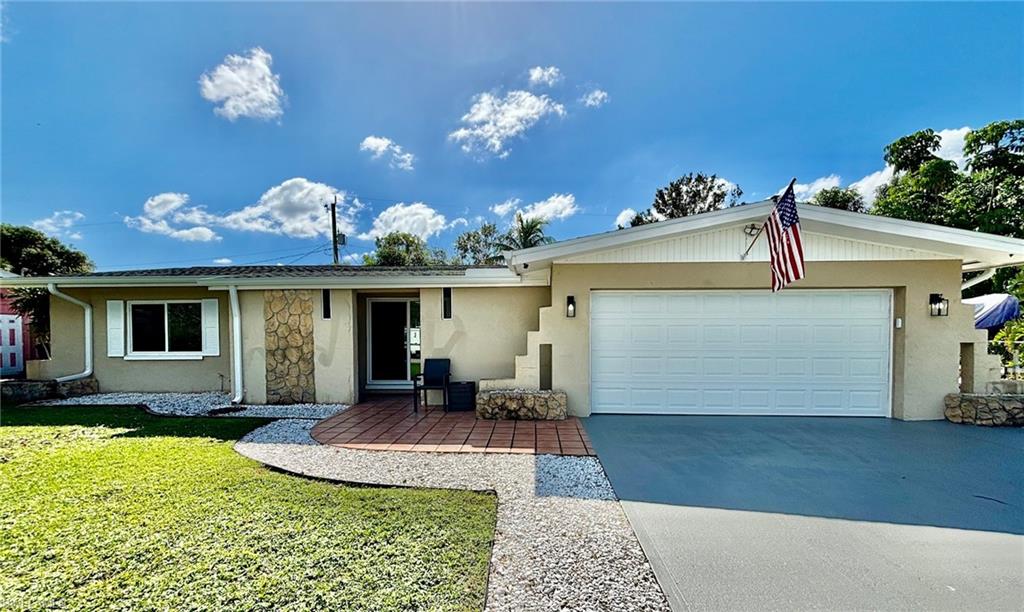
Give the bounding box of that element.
[125,299,205,360]
[441,287,453,320]
[321,289,332,320]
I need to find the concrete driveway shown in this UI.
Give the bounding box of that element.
[585,416,1024,611]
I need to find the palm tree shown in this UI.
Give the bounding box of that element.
[496,213,555,252]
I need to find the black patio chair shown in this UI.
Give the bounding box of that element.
[413,358,451,413]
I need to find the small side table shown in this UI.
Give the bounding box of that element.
[447,381,476,412]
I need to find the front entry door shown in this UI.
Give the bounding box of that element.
[367,298,421,389]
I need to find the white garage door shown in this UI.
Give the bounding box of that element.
[590,290,892,416]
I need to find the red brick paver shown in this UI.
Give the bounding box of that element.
[311,395,594,456]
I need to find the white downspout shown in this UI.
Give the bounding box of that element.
[229,285,244,404]
[47,283,93,382]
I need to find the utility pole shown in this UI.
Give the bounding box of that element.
[330,195,340,265]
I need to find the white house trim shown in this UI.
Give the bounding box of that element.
[508,201,1024,272]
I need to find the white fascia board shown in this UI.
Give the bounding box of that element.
[507,202,774,268]
[2,269,551,291]
[508,200,1024,271]
[800,206,1024,256]
[205,269,551,291]
[0,277,206,288]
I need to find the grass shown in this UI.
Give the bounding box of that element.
[0,406,496,611]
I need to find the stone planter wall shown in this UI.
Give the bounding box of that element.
[944,393,1024,427]
[1,377,98,405]
[476,389,567,420]
[264,290,316,404]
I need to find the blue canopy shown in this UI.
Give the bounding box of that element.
[962,293,1021,330]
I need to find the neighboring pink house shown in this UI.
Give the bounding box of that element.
[0,275,32,377]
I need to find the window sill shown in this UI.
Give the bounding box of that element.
[123,353,204,361]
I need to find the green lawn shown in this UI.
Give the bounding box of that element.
[0,406,496,611]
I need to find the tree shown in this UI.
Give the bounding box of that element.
[0,224,94,351]
[883,128,941,173]
[362,232,449,266]
[872,158,962,225]
[963,119,1024,177]
[454,223,502,265]
[495,213,554,251]
[626,173,742,227]
[811,187,866,213]
[870,120,1024,297]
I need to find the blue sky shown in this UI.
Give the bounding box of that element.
[2,2,1021,271]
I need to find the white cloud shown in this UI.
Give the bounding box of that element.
[341,251,370,264]
[937,126,970,170]
[528,66,563,88]
[213,258,233,265]
[517,193,579,222]
[780,175,841,201]
[127,178,360,242]
[849,166,895,205]
[143,192,189,218]
[614,208,636,228]
[581,89,609,108]
[448,90,566,159]
[359,135,415,171]
[490,197,521,216]
[199,47,284,121]
[124,212,221,242]
[358,202,457,241]
[32,210,85,239]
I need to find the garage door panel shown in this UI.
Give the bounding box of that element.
[703,325,738,344]
[666,357,699,376]
[667,325,699,344]
[590,290,891,416]
[703,294,737,315]
[631,325,663,345]
[739,357,772,376]
[740,325,771,344]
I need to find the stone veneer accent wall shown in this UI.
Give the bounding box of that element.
[476,389,567,420]
[944,393,1024,427]
[264,290,316,403]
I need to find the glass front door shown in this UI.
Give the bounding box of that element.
[367,298,420,388]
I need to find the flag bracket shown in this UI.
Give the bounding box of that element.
[739,177,796,260]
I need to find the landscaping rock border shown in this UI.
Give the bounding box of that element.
[944,393,1024,427]
[476,389,568,420]
[236,420,669,612]
[22,392,347,420]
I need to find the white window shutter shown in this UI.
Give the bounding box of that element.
[106,300,125,357]
[201,299,220,356]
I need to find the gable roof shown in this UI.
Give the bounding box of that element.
[505,200,1024,273]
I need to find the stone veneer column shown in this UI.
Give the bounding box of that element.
[264,290,316,403]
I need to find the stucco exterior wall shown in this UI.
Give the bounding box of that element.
[313,289,356,404]
[546,260,985,420]
[33,287,233,393]
[239,291,266,403]
[420,286,550,386]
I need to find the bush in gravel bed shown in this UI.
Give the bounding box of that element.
[0,406,496,611]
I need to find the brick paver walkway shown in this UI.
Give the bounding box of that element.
[310,395,594,455]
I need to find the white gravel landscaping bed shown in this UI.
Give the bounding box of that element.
[29,392,347,420]
[236,419,669,612]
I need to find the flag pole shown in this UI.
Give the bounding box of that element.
[740,177,796,260]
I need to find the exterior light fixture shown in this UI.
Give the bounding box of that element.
[743,223,761,237]
[566,295,576,318]
[929,293,949,317]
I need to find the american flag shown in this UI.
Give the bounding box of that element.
[764,182,805,292]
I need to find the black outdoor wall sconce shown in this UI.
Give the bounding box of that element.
[566,295,576,318]
[929,293,949,317]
